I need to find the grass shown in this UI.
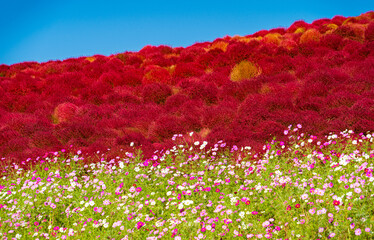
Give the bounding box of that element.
[0,125,373,240]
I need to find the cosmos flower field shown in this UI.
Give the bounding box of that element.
[0,11,374,239]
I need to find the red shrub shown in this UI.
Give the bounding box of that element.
[201,72,230,87]
[236,94,271,127]
[31,131,62,148]
[177,46,204,63]
[61,59,84,73]
[0,64,9,77]
[287,20,310,33]
[352,119,374,134]
[365,21,374,41]
[331,16,346,26]
[320,34,344,50]
[116,129,149,147]
[82,58,107,79]
[173,62,205,78]
[334,25,362,41]
[225,42,256,65]
[272,109,302,127]
[152,114,187,141]
[255,120,286,142]
[322,106,349,125]
[5,113,50,137]
[66,137,90,148]
[322,50,350,67]
[53,118,97,145]
[325,91,360,108]
[263,91,295,112]
[157,54,176,67]
[142,65,171,85]
[251,30,269,38]
[218,79,260,102]
[350,98,374,120]
[81,80,112,104]
[139,45,173,56]
[301,68,345,93]
[0,126,22,146]
[120,67,143,86]
[177,99,205,119]
[299,110,328,136]
[293,56,320,79]
[181,114,203,133]
[295,96,325,112]
[210,54,231,69]
[312,18,331,27]
[75,104,106,121]
[196,52,216,68]
[202,105,236,129]
[342,40,365,59]
[53,102,78,124]
[141,83,172,104]
[170,99,205,132]
[205,126,234,147]
[2,137,30,155]
[164,94,190,113]
[187,81,218,105]
[99,71,123,87]
[41,82,74,104]
[299,81,330,98]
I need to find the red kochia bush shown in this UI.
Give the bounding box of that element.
[286,20,310,33]
[187,81,218,105]
[142,65,171,84]
[219,80,260,102]
[295,96,325,112]
[31,131,62,148]
[116,129,150,147]
[263,91,295,112]
[152,114,187,141]
[331,15,346,26]
[141,83,172,104]
[53,119,97,145]
[325,91,360,108]
[177,99,205,131]
[5,113,51,138]
[350,98,374,121]
[99,71,123,87]
[120,67,143,86]
[353,119,374,134]
[2,137,30,155]
[178,46,205,63]
[200,72,230,87]
[235,94,272,127]
[81,80,112,104]
[334,25,363,41]
[0,126,22,146]
[322,50,350,67]
[202,105,236,129]
[255,120,287,142]
[365,21,374,41]
[173,62,205,78]
[225,42,256,65]
[164,93,190,113]
[320,34,344,50]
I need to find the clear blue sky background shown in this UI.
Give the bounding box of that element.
[1,0,372,65]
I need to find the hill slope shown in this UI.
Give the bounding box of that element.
[1,11,374,166]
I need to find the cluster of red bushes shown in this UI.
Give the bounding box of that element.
[1,12,374,168]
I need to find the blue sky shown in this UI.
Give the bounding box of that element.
[0,0,372,65]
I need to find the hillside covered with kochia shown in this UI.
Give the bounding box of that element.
[1,11,374,168]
